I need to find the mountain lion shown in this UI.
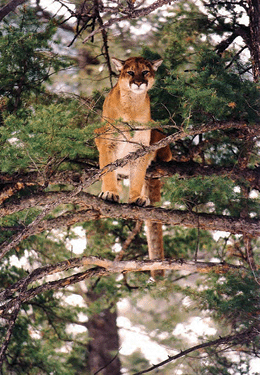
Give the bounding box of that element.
[95,56,172,277]
[95,56,171,206]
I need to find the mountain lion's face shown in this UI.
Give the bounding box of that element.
[112,57,163,94]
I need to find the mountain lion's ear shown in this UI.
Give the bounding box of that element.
[151,59,163,71]
[111,58,125,72]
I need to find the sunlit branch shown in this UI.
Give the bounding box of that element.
[0,255,245,317]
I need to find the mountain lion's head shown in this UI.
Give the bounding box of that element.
[112,56,163,94]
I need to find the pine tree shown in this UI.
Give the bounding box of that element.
[0,1,260,374]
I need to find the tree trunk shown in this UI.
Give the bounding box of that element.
[86,296,121,374]
[247,0,260,82]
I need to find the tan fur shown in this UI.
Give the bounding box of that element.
[95,56,172,278]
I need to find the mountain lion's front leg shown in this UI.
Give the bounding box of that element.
[128,154,150,206]
[128,129,151,207]
[95,135,120,203]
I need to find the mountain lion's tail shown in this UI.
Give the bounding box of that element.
[146,129,172,279]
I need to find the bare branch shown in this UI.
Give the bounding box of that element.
[133,328,257,374]
[82,0,175,43]
[0,0,26,21]
[0,267,108,318]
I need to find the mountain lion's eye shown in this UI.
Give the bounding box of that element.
[127,71,134,76]
[142,70,149,76]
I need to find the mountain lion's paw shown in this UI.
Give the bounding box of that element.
[99,191,120,203]
[129,196,150,207]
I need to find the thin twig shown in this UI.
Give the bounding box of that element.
[115,220,143,261]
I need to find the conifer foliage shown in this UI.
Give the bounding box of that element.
[0,0,260,374]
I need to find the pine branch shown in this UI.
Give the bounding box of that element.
[2,157,260,215]
[1,187,260,254]
[0,164,96,187]
[1,159,260,205]
[0,190,83,218]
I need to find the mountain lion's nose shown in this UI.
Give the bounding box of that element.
[135,81,145,87]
